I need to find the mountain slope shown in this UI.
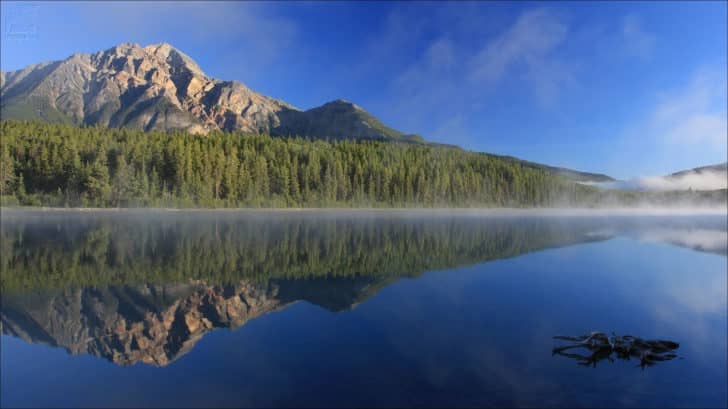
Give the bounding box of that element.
[0,42,415,142]
[669,162,727,178]
[274,99,423,142]
[587,162,727,191]
[0,42,294,134]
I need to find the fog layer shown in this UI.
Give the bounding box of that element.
[584,169,728,191]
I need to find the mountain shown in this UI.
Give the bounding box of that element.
[0,42,417,142]
[276,99,423,143]
[2,42,284,134]
[639,162,727,191]
[581,162,728,192]
[1,42,614,182]
[669,162,728,178]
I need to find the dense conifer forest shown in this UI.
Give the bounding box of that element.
[0,120,595,207]
[0,120,724,208]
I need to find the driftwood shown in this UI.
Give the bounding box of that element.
[552,331,679,369]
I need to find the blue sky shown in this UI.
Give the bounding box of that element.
[1,1,726,179]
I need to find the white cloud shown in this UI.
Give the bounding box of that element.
[652,67,727,147]
[664,114,725,145]
[604,65,727,178]
[470,8,568,84]
[375,7,576,136]
[391,37,461,112]
[469,8,575,106]
[425,37,457,70]
[621,14,655,59]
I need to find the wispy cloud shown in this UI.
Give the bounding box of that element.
[470,9,569,85]
[652,66,727,147]
[621,14,655,60]
[77,2,297,81]
[605,64,727,178]
[372,6,576,140]
[470,8,577,106]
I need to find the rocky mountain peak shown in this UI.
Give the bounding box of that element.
[115,41,142,51]
[143,42,206,78]
[1,42,415,141]
[324,99,363,111]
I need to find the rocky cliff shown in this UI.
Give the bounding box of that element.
[0,42,416,141]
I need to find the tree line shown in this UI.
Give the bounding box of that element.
[2,120,724,208]
[0,120,602,208]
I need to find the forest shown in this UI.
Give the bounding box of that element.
[1,120,724,208]
[0,120,602,208]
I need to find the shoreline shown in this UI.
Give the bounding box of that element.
[1,206,726,216]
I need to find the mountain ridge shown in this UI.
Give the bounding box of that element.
[669,162,727,178]
[585,162,728,192]
[0,42,420,142]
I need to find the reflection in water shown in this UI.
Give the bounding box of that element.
[0,211,725,368]
[1,278,383,366]
[633,228,727,256]
[590,216,727,256]
[1,212,616,291]
[553,332,680,369]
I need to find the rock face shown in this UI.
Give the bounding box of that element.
[0,42,416,141]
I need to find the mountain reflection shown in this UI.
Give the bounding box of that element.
[1,211,725,366]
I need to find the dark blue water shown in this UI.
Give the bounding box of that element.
[1,211,726,408]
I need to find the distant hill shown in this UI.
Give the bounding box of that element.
[669,162,727,178]
[275,99,423,143]
[588,162,727,192]
[652,162,727,191]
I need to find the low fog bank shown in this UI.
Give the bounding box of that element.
[584,169,728,192]
[2,206,726,219]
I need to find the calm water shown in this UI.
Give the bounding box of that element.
[1,210,726,408]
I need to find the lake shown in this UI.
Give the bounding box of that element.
[1,210,726,408]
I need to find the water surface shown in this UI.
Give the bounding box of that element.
[1,210,726,408]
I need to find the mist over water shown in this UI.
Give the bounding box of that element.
[584,169,728,192]
[1,210,725,408]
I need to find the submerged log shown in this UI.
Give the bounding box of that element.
[552,332,679,369]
